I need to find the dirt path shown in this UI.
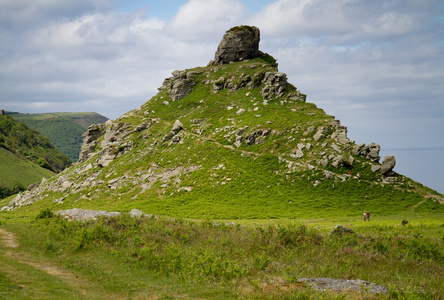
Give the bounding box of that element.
[0,227,118,299]
[0,228,18,248]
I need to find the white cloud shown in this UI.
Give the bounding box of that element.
[167,0,244,41]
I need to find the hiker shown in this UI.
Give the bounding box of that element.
[356,173,360,182]
[363,211,367,221]
[366,211,370,221]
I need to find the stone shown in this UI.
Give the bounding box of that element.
[353,142,368,156]
[57,208,120,220]
[244,129,271,146]
[236,108,245,115]
[161,132,175,143]
[380,155,396,174]
[236,126,249,137]
[298,278,389,294]
[314,130,325,141]
[261,72,288,99]
[331,143,341,153]
[295,149,304,158]
[329,224,355,237]
[367,142,381,162]
[212,25,263,65]
[324,170,334,179]
[371,165,381,172]
[129,208,153,218]
[171,120,183,134]
[335,126,349,144]
[79,124,106,162]
[168,75,195,101]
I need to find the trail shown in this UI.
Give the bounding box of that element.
[0,228,119,299]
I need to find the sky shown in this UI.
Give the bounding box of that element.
[1,0,443,194]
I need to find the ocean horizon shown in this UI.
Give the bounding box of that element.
[380,148,444,195]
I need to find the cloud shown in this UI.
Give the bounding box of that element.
[167,0,244,41]
[0,0,110,29]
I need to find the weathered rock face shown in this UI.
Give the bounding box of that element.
[212,25,263,65]
[158,70,197,101]
[261,72,287,99]
[79,124,105,162]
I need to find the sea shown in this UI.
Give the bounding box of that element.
[379,148,444,195]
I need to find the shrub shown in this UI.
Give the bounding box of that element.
[35,208,55,220]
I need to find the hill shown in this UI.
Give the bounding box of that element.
[1,25,442,217]
[0,115,71,198]
[0,148,54,198]
[7,112,109,161]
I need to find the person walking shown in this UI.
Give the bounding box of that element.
[363,211,367,221]
[367,211,370,221]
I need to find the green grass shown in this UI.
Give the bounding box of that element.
[0,148,54,198]
[1,213,442,299]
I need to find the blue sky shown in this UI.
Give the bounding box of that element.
[0,0,443,194]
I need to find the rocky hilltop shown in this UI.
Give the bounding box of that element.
[2,26,442,217]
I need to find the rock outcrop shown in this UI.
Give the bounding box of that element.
[211,25,264,65]
[353,142,381,162]
[78,124,105,162]
[158,70,198,101]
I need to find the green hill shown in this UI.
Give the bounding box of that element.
[0,147,53,198]
[0,115,71,199]
[7,112,109,161]
[0,26,442,218]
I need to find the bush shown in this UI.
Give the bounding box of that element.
[35,208,55,220]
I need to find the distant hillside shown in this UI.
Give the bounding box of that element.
[0,148,53,198]
[0,115,71,198]
[8,112,109,161]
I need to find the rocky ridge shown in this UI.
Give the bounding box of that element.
[2,25,441,215]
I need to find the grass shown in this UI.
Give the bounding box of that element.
[0,212,443,299]
[0,148,54,198]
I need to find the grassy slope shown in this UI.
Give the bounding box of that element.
[10,112,109,161]
[0,148,53,188]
